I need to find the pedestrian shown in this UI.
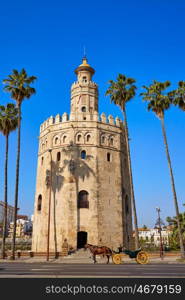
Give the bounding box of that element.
[62,238,69,255]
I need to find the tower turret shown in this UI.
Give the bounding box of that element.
[74,56,95,81]
[70,57,98,121]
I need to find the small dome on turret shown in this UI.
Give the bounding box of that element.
[74,57,95,75]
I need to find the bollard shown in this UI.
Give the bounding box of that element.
[17,251,21,258]
[29,251,34,257]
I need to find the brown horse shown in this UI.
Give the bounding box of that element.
[84,243,112,264]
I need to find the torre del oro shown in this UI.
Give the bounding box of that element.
[32,57,133,252]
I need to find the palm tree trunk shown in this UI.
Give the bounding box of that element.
[47,150,52,261]
[161,117,185,258]
[53,190,58,258]
[75,176,79,234]
[11,104,21,260]
[1,134,9,259]
[123,108,139,249]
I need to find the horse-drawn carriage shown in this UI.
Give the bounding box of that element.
[112,247,149,264]
[84,244,149,264]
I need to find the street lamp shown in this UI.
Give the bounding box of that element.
[46,149,52,261]
[156,207,164,260]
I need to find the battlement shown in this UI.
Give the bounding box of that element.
[99,113,122,127]
[40,112,123,133]
[71,81,98,89]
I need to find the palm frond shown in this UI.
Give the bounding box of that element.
[3,69,37,104]
[140,80,172,118]
[105,73,137,111]
[171,81,185,111]
[0,103,18,136]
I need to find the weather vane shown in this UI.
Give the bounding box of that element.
[83,45,86,58]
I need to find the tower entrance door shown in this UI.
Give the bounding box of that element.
[77,231,87,248]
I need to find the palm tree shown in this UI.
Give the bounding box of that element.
[141,80,185,259]
[0,103,18,259]
[166,212,185,248]
[166,205,185,250]
[169,81,185,111]
[105,74,139,249]
[3,69,37,259]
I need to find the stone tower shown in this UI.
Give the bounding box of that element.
[32,57,133,252]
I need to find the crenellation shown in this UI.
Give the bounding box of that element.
[40,113,123,135]
[100,112,106,123]
[62,112,69,122]
[115,116,120,127]
[108,114,114,125]
[55,114,61,123]
[49,116,54,125]
[71,81,98,89]
[46,119,49,126]
[43,121,47,129]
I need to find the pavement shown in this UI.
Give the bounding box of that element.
[0,250,185,278]
[0,261,185,278]
[0,253,184,264]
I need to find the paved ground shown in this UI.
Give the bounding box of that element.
[0,251,184,278]
[0,262,185,277]
[0,252,182,264]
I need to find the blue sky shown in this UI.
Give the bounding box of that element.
[0,0,184,227]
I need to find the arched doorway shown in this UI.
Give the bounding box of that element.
[77,231,87,248]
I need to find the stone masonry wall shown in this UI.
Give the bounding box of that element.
[32,115,133,252]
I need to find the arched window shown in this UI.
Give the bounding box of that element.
[81,106,86,112]
[63,135,67,143]
[87,134,91,142]
[41,157,44,166]
[110,137,114,146]
[37,195,42,211]
[101,136,105,144]
[55,137,58,145]
[107,152,111,162]
[125,195,129,214]
[57,152,61,161]
[78,191,89,208]
[77,134,82,142]
[81,150,86,159]
[82,76,87,82]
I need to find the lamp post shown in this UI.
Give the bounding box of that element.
[46,149,52,261]
[156,207,164,260]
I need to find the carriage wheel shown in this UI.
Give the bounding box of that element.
[112,254,122,264]
[135,251,149,264]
